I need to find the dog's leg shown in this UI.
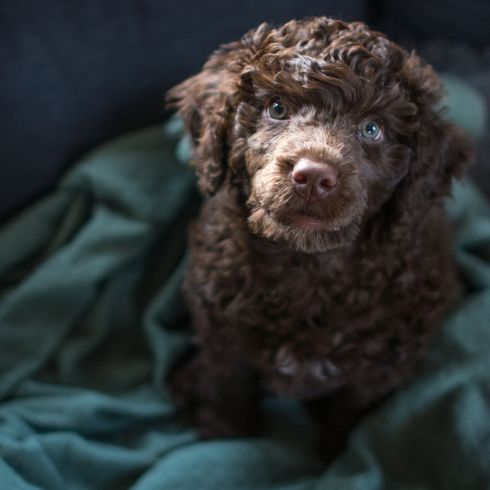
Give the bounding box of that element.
[168,346,263,439]
[166,350,202,408]
[306,380,397,464]
[197,351,263,439]
[305,387,371,463]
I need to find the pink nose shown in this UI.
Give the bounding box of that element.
[291,158,338,201]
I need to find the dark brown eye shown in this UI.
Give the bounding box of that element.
[267,100,289,120]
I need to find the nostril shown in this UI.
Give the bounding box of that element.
[318,164,339,191]
[320,175,337,189]
[292,170,308,185]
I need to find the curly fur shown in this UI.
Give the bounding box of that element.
[166,17,473,458]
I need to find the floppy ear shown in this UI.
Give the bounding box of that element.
[401,53,443,109]
[393,117,474,234]
[166,55,234,195]
[414,117,474,200]
[398,54,473,202]
[166,23,272,196]
[383,55,474,234]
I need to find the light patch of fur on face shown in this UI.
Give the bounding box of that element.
[245,118,369,253]
[247,206,362,253]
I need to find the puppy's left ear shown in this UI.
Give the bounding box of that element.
[412,115,474,202]
[403,53,474,198]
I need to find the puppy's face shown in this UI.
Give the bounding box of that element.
[237,56,415,252]
[168,18,472,253]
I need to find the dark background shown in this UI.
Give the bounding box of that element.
[1,0,489,223]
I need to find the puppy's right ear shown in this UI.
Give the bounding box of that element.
[166,23,272,196]
[166,51,237,195]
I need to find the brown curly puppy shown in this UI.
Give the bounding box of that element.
[166,17,473,458]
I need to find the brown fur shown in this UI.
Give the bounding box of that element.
[166,17,473,459]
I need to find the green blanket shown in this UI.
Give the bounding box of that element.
[1,124,490,490]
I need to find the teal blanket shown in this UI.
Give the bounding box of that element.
[1,125,490,490]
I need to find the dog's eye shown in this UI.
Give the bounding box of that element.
[267,100,289,120]
[360,121,382,141]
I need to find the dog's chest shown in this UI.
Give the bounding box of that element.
[223,251,378,343]
[251,254,365,322]
[230,256,365,395]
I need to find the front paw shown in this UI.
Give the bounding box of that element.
[166,355,200,408]
[275,346,339,380]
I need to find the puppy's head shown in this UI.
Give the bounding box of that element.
[167,17,473,253]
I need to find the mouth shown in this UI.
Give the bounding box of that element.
[247,205,362,253]
[289,212,334,231]
[284,211,348,235]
